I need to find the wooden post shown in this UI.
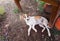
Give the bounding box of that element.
[49,5,59,27]
[51,5,60,27]
[14,0,23,12]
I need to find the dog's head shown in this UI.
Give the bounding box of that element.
[19,14,29,20]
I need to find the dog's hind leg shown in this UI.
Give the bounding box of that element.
[44,24,51,36]
[32,25,37,32]
[39,24,45,32]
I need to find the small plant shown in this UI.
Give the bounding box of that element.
[0,6,6,22]
[35,0,46,12]
[13,7,20,14]
[0,6,5,15]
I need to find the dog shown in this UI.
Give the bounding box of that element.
[20,14,51,36]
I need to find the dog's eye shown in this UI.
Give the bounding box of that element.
[27,19,29,20]
[41,19,44,22]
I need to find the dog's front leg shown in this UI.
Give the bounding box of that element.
[28,25,31,36]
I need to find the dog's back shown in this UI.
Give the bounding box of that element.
[33,16,48,24]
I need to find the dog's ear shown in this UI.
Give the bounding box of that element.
[22,14,27,18]
[24,14,27,18]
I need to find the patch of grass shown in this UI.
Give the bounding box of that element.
[0,6,6,22]
[0,6,5,15]
[0,35,5,41]
[51,27,60,35]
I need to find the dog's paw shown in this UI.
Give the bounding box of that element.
[28,33,30,36]
[35,30,37,32]
[42,30,44,32]
[42,28,45,32]
[48,33,51,37]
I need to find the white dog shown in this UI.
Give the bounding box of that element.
[21,14,51,36]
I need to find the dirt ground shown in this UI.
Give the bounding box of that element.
[0,0,60,41]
